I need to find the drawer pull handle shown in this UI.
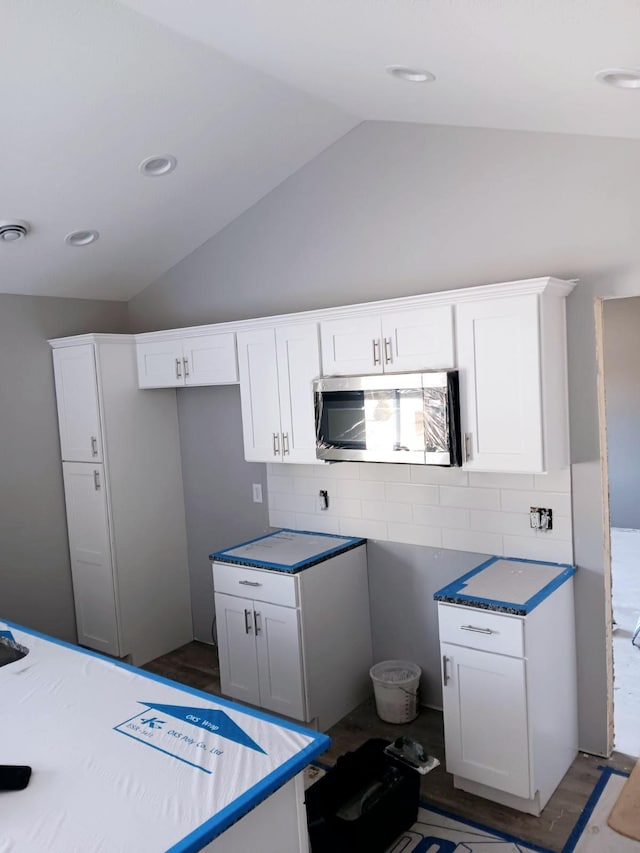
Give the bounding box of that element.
[460,624,495,635]
[244,609,253,634]
[442,655,450,686]
[239,580,262,587]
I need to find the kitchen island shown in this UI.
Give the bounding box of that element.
[0,620,329,852]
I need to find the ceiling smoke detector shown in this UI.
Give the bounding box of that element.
[0,220,30,242]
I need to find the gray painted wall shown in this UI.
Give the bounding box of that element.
[175,384,270,642]
[0,293,129,641]
[128,120,640,755]
[602,297,640,529]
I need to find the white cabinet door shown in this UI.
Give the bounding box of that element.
[237,329,282,462]
[320,315,383,375]
[255,601,305,720]
[275,323,321,464]
[62,462,120,656]
[382,305,455,372]
[215,592,261,707]
[441,642,531,799]
[53,345,103,462]
[182,333,238,386]
[321,306,455,376]
[136,339,184,388]
[456,294,544,472]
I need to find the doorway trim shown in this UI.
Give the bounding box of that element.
[594,295,614,756]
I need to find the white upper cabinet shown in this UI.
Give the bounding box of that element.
[455,280,572,473]
[321,304,454,376]
[52,343,103,462]
[237,322,321,464]
[136,332,238,388]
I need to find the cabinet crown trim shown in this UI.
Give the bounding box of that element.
[133,276,576,342]
[49,334,134,348]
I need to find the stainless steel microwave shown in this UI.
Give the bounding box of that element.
[313,371,461,465]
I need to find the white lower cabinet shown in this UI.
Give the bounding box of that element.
[215,592,305,720]
[438,579,578,815]
[62,461,119,657]
[212,545,372,731]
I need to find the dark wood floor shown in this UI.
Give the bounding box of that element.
[143,641,636,853]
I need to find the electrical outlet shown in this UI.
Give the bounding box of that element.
[530,507,552,531]
[252,483,263,503]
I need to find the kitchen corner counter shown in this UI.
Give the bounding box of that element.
[433,556,576,615]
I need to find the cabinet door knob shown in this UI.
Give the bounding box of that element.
[90,436,98,457]
[442,655,450,686]
[244,608,253,634]
[384,337,393,365]
[175,358,182,379]
[372,338,381,366]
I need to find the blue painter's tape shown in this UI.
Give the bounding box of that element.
[210,528,366,572]
[432,556,576,614]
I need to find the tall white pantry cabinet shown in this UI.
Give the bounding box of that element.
[50,334,192,666]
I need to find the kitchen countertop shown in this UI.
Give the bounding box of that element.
[210,529,366,573]
[0,619,330,852]
[433,556,576,615]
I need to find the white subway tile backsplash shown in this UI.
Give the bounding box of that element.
[413,505,470,530]
[318,462,361,479]
[387,522,443,548]
[360,463,411,482]
[294,513,342,534]
[384,482,440,505]
[324,497,362,517]
[503,535,574,564]
[268,475,296,494]
[410,466,468,486]
[271,492,317,514]
[501,489,571,515]
[293,477,323,496]
[266,462,573,564]
[268,510,296,529]
[362,501,413,523]
[440,486,501,510]
[340,517,388,539]
[442,528,504,555]
[534,468,571,492]
[468,472,534,490]
[336,479,385,501]
[469,510,534,537]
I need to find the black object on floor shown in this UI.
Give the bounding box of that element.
[305,738,420,853]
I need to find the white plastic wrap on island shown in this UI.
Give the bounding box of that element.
[0,623,328,853]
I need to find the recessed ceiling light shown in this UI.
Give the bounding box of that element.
[65,229,99,247]
[386,65,436,83]
[595,67,640,89]
[0,220,30,242]
[139,154,177,176]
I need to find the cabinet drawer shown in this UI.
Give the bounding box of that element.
[437,604,524,657]
[212,562,298,607]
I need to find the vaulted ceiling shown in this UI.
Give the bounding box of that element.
[3,0,640,300]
